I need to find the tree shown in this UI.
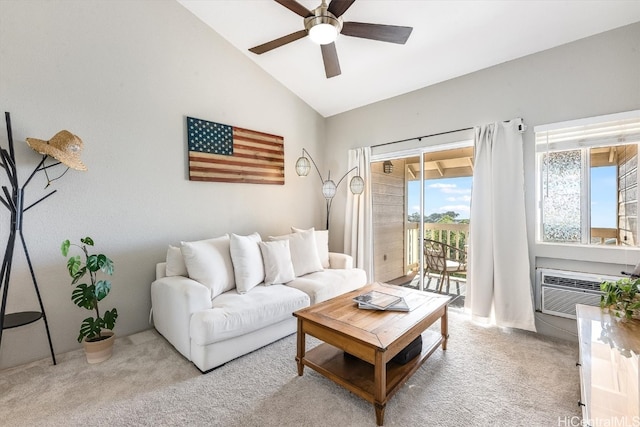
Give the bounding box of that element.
[408,212,422,223]
[408,211,466,223]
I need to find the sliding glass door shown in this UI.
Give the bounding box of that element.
[371,140,473,302]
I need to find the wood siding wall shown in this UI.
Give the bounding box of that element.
[617,144,638,246]
[372,160,406,282]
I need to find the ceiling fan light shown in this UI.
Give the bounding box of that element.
[309,23,338,45]
[305,11,342,45]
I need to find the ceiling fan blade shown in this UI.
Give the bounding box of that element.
[321,43,341,78]
[249,30,308,54]
[274,0,313,18]
[341,22,413,44]
[327,0,357,18]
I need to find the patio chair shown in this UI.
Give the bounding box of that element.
[423,239,467,295]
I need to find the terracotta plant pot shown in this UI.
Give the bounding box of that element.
[82,331,115,364]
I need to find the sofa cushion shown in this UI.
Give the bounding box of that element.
[269,229,323,277]
[165,245,188,277]
[189,285,310,346]
[292,227,329,269]
[286,268,367,305]
[259,240,295,286]
[181,235,235,299]
[230,232,264,294]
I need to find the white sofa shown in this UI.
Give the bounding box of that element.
[151,228,367,372]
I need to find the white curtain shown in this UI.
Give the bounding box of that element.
[344,147,373,280]
[466,119,536,332]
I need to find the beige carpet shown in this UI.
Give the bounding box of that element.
[0,309,581,426]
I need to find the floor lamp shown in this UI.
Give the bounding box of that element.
[295,148,364,229]
[0,112,87,366]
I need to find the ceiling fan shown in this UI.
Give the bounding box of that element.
[248,0,413,79]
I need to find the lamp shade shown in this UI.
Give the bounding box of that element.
[349,175,365,195]
[295,156,311,176]
[322,180,337,199]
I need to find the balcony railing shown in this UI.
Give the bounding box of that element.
[406,222,469,273]
[407,224,618,273]
[590,227,618,245]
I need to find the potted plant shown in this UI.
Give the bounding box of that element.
[61,237,118,363]
[600,277,640,321]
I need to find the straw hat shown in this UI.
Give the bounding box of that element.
[26,130,87,171]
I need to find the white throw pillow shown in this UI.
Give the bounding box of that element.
[230,232,265,294]
[181,235,235,299]
[165,245,188,277]
[292,227,329,269]
[270,229,323,277]
[259,240,295,286]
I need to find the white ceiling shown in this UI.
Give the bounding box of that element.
[178,0,640,118]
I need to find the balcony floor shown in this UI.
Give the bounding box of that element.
[386,272,466,308]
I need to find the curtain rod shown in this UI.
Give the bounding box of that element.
[370,126,474,149]
[371,117,526,149]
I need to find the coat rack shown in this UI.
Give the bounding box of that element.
[0,112,86,366]
[0,112,57,364]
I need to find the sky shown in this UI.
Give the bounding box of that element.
[407,176,473,220]
[407,166,616,226]
[591,166,617,228]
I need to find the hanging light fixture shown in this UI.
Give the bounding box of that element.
[295,156,311,176]
[322,178,337,199]
[295,148,364,229]
[350,174,365,194]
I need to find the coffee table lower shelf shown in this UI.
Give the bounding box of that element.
[301,330,443,409]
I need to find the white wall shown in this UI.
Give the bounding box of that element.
[325,23,640,338]
[0,0,326,369]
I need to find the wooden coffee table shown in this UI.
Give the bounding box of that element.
[293,282,451,426]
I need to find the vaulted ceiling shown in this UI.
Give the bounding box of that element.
[178,0,640,118]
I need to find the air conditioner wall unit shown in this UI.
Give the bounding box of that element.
[535,268,621,319]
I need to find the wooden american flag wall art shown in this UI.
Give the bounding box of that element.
[186,116,284,185]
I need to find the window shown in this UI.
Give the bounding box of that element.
[535,111,640,247]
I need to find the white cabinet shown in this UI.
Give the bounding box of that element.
[576,304,640,427]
